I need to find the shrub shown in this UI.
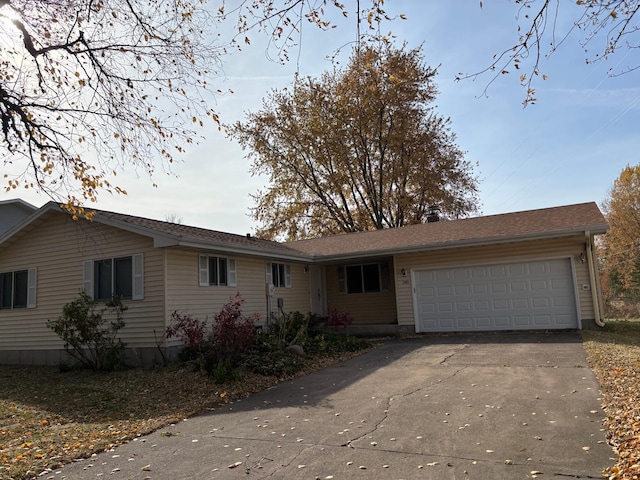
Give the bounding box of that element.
[47,291,128,371]
[326,308,354,330]
[268,310,308,349]
[166,294,258,382]
[165,311,208,362]
[206,293,258,378]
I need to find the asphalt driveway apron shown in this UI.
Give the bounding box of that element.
[55,332,612,479]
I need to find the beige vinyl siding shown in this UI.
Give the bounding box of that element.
[165,250,266,324]
[164,252,311,343]
[394,237,592,328]
[325,265,397,325]
[164,251,266,348]
[267,262,311,317]
[0,211,165,351]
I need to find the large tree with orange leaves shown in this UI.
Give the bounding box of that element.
[601,165,640,301]
[0,0,389,212]
[229,43,479,241]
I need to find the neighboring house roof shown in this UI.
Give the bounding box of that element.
[0,198,38,236]
[284,202,608,261]
[0,201,608,263]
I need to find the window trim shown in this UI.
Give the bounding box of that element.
[0,267,37,309]
[265,262,291,288]
[198,254,237,287]
[83,254,143,301]
[338,262,390,294]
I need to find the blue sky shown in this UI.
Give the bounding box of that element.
[5,1,639,233]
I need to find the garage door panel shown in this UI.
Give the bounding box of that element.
[472,284,489,294]
[418,285,435,297]
[490,265,509,277]
[530,279,549,291]
[512,298,529,309]
[492,283,508,293]
[534,315,552,326]
[453,269,471,280]
[476,316,492,327]
[471,266,489,279]
[532,297,551,308]
[555,314,576,326]
[493,299,509,310]
[439,302,454,312]
[456,301,472,311]
[509,263,527,275]
[552,296,572,307]
[474,300,490,310]
[419,302,436,314]
[457,317,474,328]
[551,278,571,289]
[529,262,548,274]
[437,285,453,295]
[514,315,532,326]
[415,259,578,332]
[440,318,455,328]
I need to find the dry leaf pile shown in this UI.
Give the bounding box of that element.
[2,324,639,480]
[583,320,640,480]
[0,349,370,480]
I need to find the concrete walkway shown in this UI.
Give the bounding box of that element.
[55,332,612,479]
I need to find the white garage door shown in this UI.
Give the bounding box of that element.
[414,258,578,332]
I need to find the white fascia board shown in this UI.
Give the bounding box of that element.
[309,227,608,263]
[176,240,312,262]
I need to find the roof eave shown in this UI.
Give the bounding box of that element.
[306,225,609,262]
[175,240,314,262]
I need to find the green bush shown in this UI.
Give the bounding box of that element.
[267,311,325,349]
[167,306,371,381]
[240,312,370,378]
[47,291,128,371]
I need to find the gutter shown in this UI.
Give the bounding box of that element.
[301,225,609,263]
[175,240,313,262]
[585,230,605,328]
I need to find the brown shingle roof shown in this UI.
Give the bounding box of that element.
[284,202,607,259]
[91,209,306,258]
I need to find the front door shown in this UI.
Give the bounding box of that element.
[309,265,327,317]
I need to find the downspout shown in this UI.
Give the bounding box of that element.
[585,230,605,327]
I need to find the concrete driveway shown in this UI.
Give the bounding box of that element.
[56,332,612,479]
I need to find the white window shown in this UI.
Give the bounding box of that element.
[266,262,291,288]
[83,254,144,301]
[0,267,36,309]
[338,262,390,294]
[199,255,237,287]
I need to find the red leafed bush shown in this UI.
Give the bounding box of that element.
[210,293,258,365]
[326,308,354,330]
[166,311,207,349]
